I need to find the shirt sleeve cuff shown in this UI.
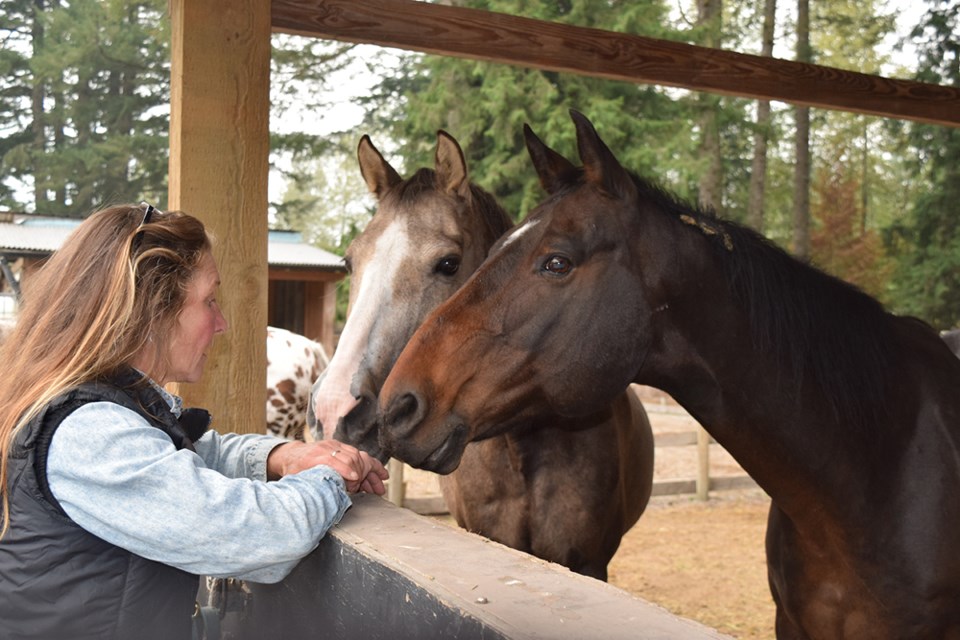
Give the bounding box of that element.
[246,437,287,482]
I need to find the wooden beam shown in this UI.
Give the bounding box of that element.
[268,267,345,282]
[272,0,960,128]
[305,280,339,354]
[169,0,272,434]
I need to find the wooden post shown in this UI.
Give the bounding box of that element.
[696,425,710,501]
[168,0,271,434]
[387,458,406,507]
[304,278,340,356]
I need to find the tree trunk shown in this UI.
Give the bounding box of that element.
[792,0,811,259]
[860,119,869,235]
[30,0,48,211]
[696,0,723,212]
[746,0,777,232]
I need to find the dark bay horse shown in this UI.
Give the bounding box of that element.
[943,328,960,358]
[379,111,960,638]
[310,131,654,580]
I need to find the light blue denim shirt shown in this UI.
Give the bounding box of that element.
[46,382,351,584]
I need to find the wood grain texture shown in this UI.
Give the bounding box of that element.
[245,494,734,639]
[170,0,272,434]
[272,0,960,128]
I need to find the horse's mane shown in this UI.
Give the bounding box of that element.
[401,168,514,245]
[628,172,903,434]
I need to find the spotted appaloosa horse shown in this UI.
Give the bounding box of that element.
[266,326,328,440]
[379,111,960,637]
[309,131,654,581]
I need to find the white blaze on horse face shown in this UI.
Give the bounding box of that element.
[497,218,540,253]
[313,218,412,439]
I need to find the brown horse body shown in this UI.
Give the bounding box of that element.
[309,131,653,580]
[379,112,960,637]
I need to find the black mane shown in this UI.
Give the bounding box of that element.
[631,172,901,434]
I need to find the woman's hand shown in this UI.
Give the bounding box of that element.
[267,440,389,495]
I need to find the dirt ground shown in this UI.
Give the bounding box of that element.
[400,387,776,639]
[608,490,774,639]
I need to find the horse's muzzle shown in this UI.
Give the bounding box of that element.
[379,390,469,474]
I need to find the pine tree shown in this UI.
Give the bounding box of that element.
[746,0,777,233]
[367,0,700,220]
[792,0,811,259]
[810,153,891,300]
[1,0,170,215]
[0,4,363,216]
[885,0,960,328]
[0,0,35,208]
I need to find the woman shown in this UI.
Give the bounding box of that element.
[0,203,388,640]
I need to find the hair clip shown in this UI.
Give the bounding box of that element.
[138,201,158,227]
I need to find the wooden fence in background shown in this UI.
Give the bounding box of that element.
[645,403,758,500]
[396,393,760,515]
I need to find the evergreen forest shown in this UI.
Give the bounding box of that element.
[0,0,958,328]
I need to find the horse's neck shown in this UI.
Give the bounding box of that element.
[660,342,845,515]
[635,248,851,519]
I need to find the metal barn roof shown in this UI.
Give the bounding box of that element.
[267,230,344,270]
[0,217,345,272]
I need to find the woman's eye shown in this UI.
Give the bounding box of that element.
[542,255,572,276]
[435,256,461,276]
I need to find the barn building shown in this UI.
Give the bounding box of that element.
[0,212,345,355]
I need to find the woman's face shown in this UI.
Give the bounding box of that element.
[143,251,228,385]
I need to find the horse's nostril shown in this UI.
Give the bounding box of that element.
[390,392,418,422]
[384,391,426,438]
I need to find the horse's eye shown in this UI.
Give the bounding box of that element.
[342,257,353,275]
[542,255,572,276]
[435,256,461,276]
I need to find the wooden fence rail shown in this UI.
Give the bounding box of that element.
[397,401,759,515]
[646,406,759,500]
[244,494,733,639]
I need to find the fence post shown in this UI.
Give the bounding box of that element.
[696,425,710,501]
[387,458,406,506]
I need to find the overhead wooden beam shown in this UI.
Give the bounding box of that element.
[271,0,960,128]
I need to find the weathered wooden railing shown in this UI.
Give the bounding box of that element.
[394,396,759,513]
[242,494,732,639]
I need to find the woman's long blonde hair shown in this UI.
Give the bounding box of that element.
[0,204,211,537]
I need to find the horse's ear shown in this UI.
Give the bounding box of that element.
[523,123,578,195]
[570,110,635,199]
[434,130,470,198]
[357,135,403,200]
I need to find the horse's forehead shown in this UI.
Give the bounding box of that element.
[499,218,540,251]
[401,194,466,240]
[365,216,415,268]
[369,191,464,242]
[344,217,417,314]
[350,205,412,260]
[537,186,630,239]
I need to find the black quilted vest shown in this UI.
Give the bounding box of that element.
[0,369,210,640]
